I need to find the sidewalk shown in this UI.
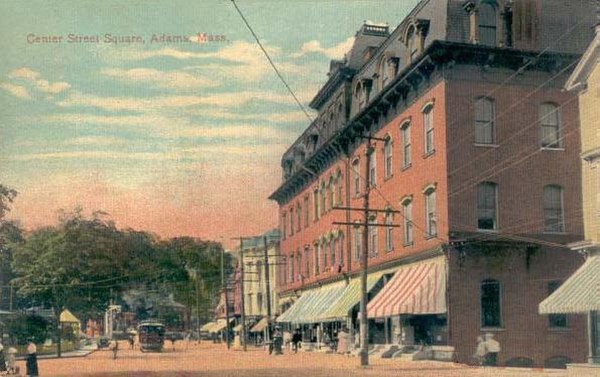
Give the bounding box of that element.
[16,345,97,360]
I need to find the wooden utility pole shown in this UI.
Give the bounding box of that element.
[221,248,231,349]
[359,136,372,367]
[239,237,247,351]
[263,235,272,342]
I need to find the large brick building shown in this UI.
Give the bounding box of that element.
[270,0,596,367]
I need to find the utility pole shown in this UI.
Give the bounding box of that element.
[221,248,231,349]
[239,237,247,351]
[263,235,272,342]
[359,136,372,367]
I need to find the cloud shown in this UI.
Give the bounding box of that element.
[57,90,295,112]
[63,136,127,147]
[0,83,31,99]
[291,36,355,59]
[8,67,41,80]
[5,67,71,95]
[101,67,218,89]
[192,109,310,123]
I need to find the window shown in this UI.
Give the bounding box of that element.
[256,261,262,286]
[481,279,502,328]
[296,203,301,233]
[385,211,394,252]
[290,253,295,282]
[475,97,496,144]
[384,136,393,179]
[353,159,361,196]
[540,103,562,148]
[401,122,411,168]
[297,253,302,281]
[337,234,344,267]
[282,212,287,240]
[290,207,294,236]
[368,216,378,257]
[281,256,287,285]
[320,182,326,216]
[257,292,263,313]
[478,2,497,46]
[304,196,309,228]
[425,188,437,237]
[329,177,335,211]
[368,148,376,187]
[402,199,413,245]
[304,248,310,277]
[353,224,362,261]
[544,185,565,232]
[477,182,498,230]
[314,244,320,275]
[423,105,434,155]
[407,26,418,62]
[313,189,319,221]
[330,239,336,269]
[548,281,567,328]
[322,241,328,271]
[336,171,343,206]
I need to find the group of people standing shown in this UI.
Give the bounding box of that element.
[474,333,501,366]
[0,341,38,376]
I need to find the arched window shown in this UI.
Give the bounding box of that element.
[368,214,378,257]
[330,238,336,269]
[322,239,328,271]
[352,159,361,196]
[296,202,302,233]
[481,279,502,328]
[282,212,287,240]
[540,103,562,148]
[304,247,310,277]
[356,81,365,110]
[423,104,434,154]
[281,256,287,285]
[424,186,437,237]
[296,252,302,281]
[401,197,413,246]
[313,188,319,221]
[384,135,393,179]
[385,210,394,252]
[320,182,326,215]
[304,196,309,228]
[290,252,295,282]
[475,97,496,144]
[477,182,498,230]
[478,1,497,46]
[353,222,362,261]
[314,242,320,275]
[336,170,343,206]
[328,176,335,211]
[400,121,412,168]
[407,26,418,62]
[337,233,344,268]
[544,185,565,232]
[290,207,294,236]
[368,148,377,187]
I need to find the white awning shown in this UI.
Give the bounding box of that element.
[539,255,600,314]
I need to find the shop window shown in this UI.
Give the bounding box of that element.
[481,279,502,328]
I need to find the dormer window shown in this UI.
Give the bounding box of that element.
[379,56,399,90]
[407,26,418,62]
[356,79,372,110]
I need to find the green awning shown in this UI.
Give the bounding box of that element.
[276,282,347,324]
[318,272,387,322]
[539,255,600,314]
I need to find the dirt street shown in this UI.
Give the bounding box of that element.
[23,341,572,377]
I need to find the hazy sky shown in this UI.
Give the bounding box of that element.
[0,0,420,248]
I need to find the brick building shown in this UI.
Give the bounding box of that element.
[270,0,596,367]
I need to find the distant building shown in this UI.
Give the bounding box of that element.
[270,0,596,367]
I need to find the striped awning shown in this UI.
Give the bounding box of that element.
[208,318,234,333]
[367,256,447,318]
[200,322,216,332]
[319,270,392,322]
[276,282,347,324]
[250,317,269,332]
[539,255,600,314]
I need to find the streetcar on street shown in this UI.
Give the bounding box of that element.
[137,320,166,352]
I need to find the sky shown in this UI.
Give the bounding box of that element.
[0,0,421,249]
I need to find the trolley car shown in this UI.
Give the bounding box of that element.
[137,320,166,352]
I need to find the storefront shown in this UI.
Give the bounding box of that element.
[366,256,448,346]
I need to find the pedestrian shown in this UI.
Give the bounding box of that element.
[473,336,486,366]
[6,347,18,375]
[128,334,135,350]
[111,339,119,360]
[0,343,7,372]
[292,329,302,353]
[483,333,500,366]
[26,342,39,377]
